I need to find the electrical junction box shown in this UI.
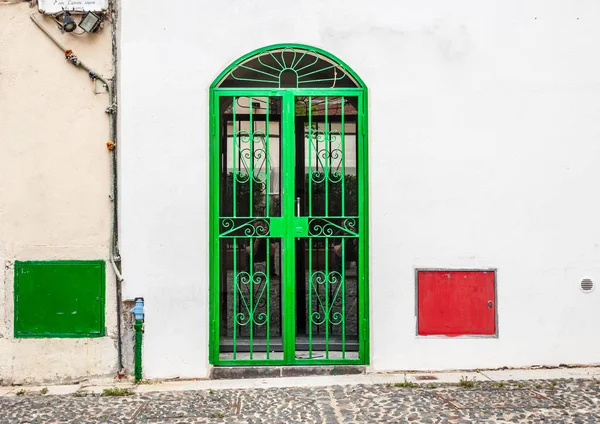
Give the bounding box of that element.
[38,0,108,14]
[417,269,497,337]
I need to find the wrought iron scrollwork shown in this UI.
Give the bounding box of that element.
[308,218,358,238]
[235,271,269,326]
[219,218,270,238]
[235,130,269,187]
[310,271,344,326]
[225,47,353,89]
[308,130,343,184]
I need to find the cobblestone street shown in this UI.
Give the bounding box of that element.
[2,378,600,423]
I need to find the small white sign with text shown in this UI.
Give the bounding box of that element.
[38,0,108,14]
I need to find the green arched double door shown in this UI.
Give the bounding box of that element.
[209,45,369,365]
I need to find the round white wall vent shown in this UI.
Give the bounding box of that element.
[580,278,594,293]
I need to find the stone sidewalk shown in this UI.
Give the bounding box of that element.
[1,367,600,423]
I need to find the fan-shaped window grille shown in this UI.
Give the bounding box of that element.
[215,47,360,89]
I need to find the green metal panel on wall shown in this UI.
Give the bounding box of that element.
[14,260,106,338]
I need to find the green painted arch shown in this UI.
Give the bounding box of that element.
[210,43,367,90]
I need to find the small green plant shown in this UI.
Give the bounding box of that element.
[210,412,225,418]
[492,381,505,388]
[137,379,153,385]
[102,387,135,397]
[394,375,417,388]
[548,381,557,391]
[40,387,48,395]
[15,389,26,396]
[458,376,476,389]
[427,383,436,389]
[72,391,88,397]
[516,382,525,388]
[209,389,215,394]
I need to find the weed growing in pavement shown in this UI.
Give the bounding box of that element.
[209,389,215,394]
[40,387,48,395]
[211,412,225,418]
[458,376,476,389]
[137,380,154,385]
[102,387,135,397]
[427,383,436,389]
[516,382,525,388]
[72,391,88,397]
[548,381,557,391]
[15,389,26,396]
[492,381,505,388]
[394,375,417,388]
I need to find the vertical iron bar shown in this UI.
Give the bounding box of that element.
[265,98,271,360]
[282,92,296,363]
[324,97,330,358]
[233,239,237,360]
[308,238,313,358]
[342,241,345,359]
[308,97,313,359]
[341,96,346,359]
[249,241,254,360]
[357,92,366,362]
[232,98,238,361]
[249,97,255,360]
[266,239,271,359]
[341,96,345,217]
[249,97,254,217]
[308,97,312,215]
[325,97,329,217]
[233,97,237,218]
[266,98,270,218]
[325,236,329,359]
[209,94,219,364]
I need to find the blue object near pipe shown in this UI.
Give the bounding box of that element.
[130,298,144,321]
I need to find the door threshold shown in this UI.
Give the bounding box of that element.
[210,365,365,380]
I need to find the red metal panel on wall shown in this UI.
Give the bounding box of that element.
[417,270,496,336]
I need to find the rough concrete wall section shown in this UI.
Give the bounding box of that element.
[0,2,118,384]
[120,299,136,373]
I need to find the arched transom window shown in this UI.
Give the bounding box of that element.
[215,46,361,89]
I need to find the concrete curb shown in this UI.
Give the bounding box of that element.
[1,366,598,397]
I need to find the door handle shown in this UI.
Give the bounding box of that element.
[296,197,301,217]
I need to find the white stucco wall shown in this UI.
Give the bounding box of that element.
[120,0,600,378]
[0,3,117,384]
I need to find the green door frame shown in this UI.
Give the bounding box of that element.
[209,44,369,366]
